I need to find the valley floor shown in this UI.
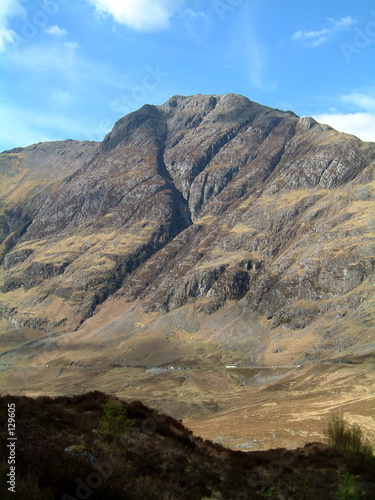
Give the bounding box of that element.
[0,300,374,453]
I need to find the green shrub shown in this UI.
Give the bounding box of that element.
[335,470,359,500]
[278,315,291,325]
[263,485,278,497]
[327,413,373,458]
[99,399,133,439]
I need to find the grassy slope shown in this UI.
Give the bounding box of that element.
[0,391,374,500]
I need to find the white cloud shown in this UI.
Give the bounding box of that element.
[43,25,67,37]
[293,28,330,47]
[0,0,26,51]
[340,92,375,112]
[87,0,185,32]
[0,27,17,51]
[313,113,375,142]
[0,0,25,20]
[310,90,375,142]
[293,16,356,47]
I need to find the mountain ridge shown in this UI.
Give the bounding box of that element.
[0,93,375,365]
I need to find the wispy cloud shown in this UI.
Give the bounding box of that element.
[183,9,205,20]
[244,25,275,92]
[0,103,89,151]
[0,27,17,51]
[340,91,375,112]
[0,34,137,150]
[293,16,356,47]
[87,0,186,32]
[43,25,67,37]
[9,41,80,79]
[0,0,26,52]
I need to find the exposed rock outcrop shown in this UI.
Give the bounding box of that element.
[0,140,98,262]
[1,94,375,340]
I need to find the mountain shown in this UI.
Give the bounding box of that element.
[0,95,375,447]
[0,140,98,264]
[1,94,375,342]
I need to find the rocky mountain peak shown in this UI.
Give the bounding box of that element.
[0,94,375,366]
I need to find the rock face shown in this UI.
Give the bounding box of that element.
[0,140,98,262]
[1,94,375,344]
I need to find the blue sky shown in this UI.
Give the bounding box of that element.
[1,0,375,151]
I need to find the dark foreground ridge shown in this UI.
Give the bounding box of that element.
[1,392,374,499]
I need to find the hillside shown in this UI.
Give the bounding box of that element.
[0,140,98,265]
[1,392,374,499]
[1,95,375,337]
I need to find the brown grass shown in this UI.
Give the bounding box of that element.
[1,392,374,499]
